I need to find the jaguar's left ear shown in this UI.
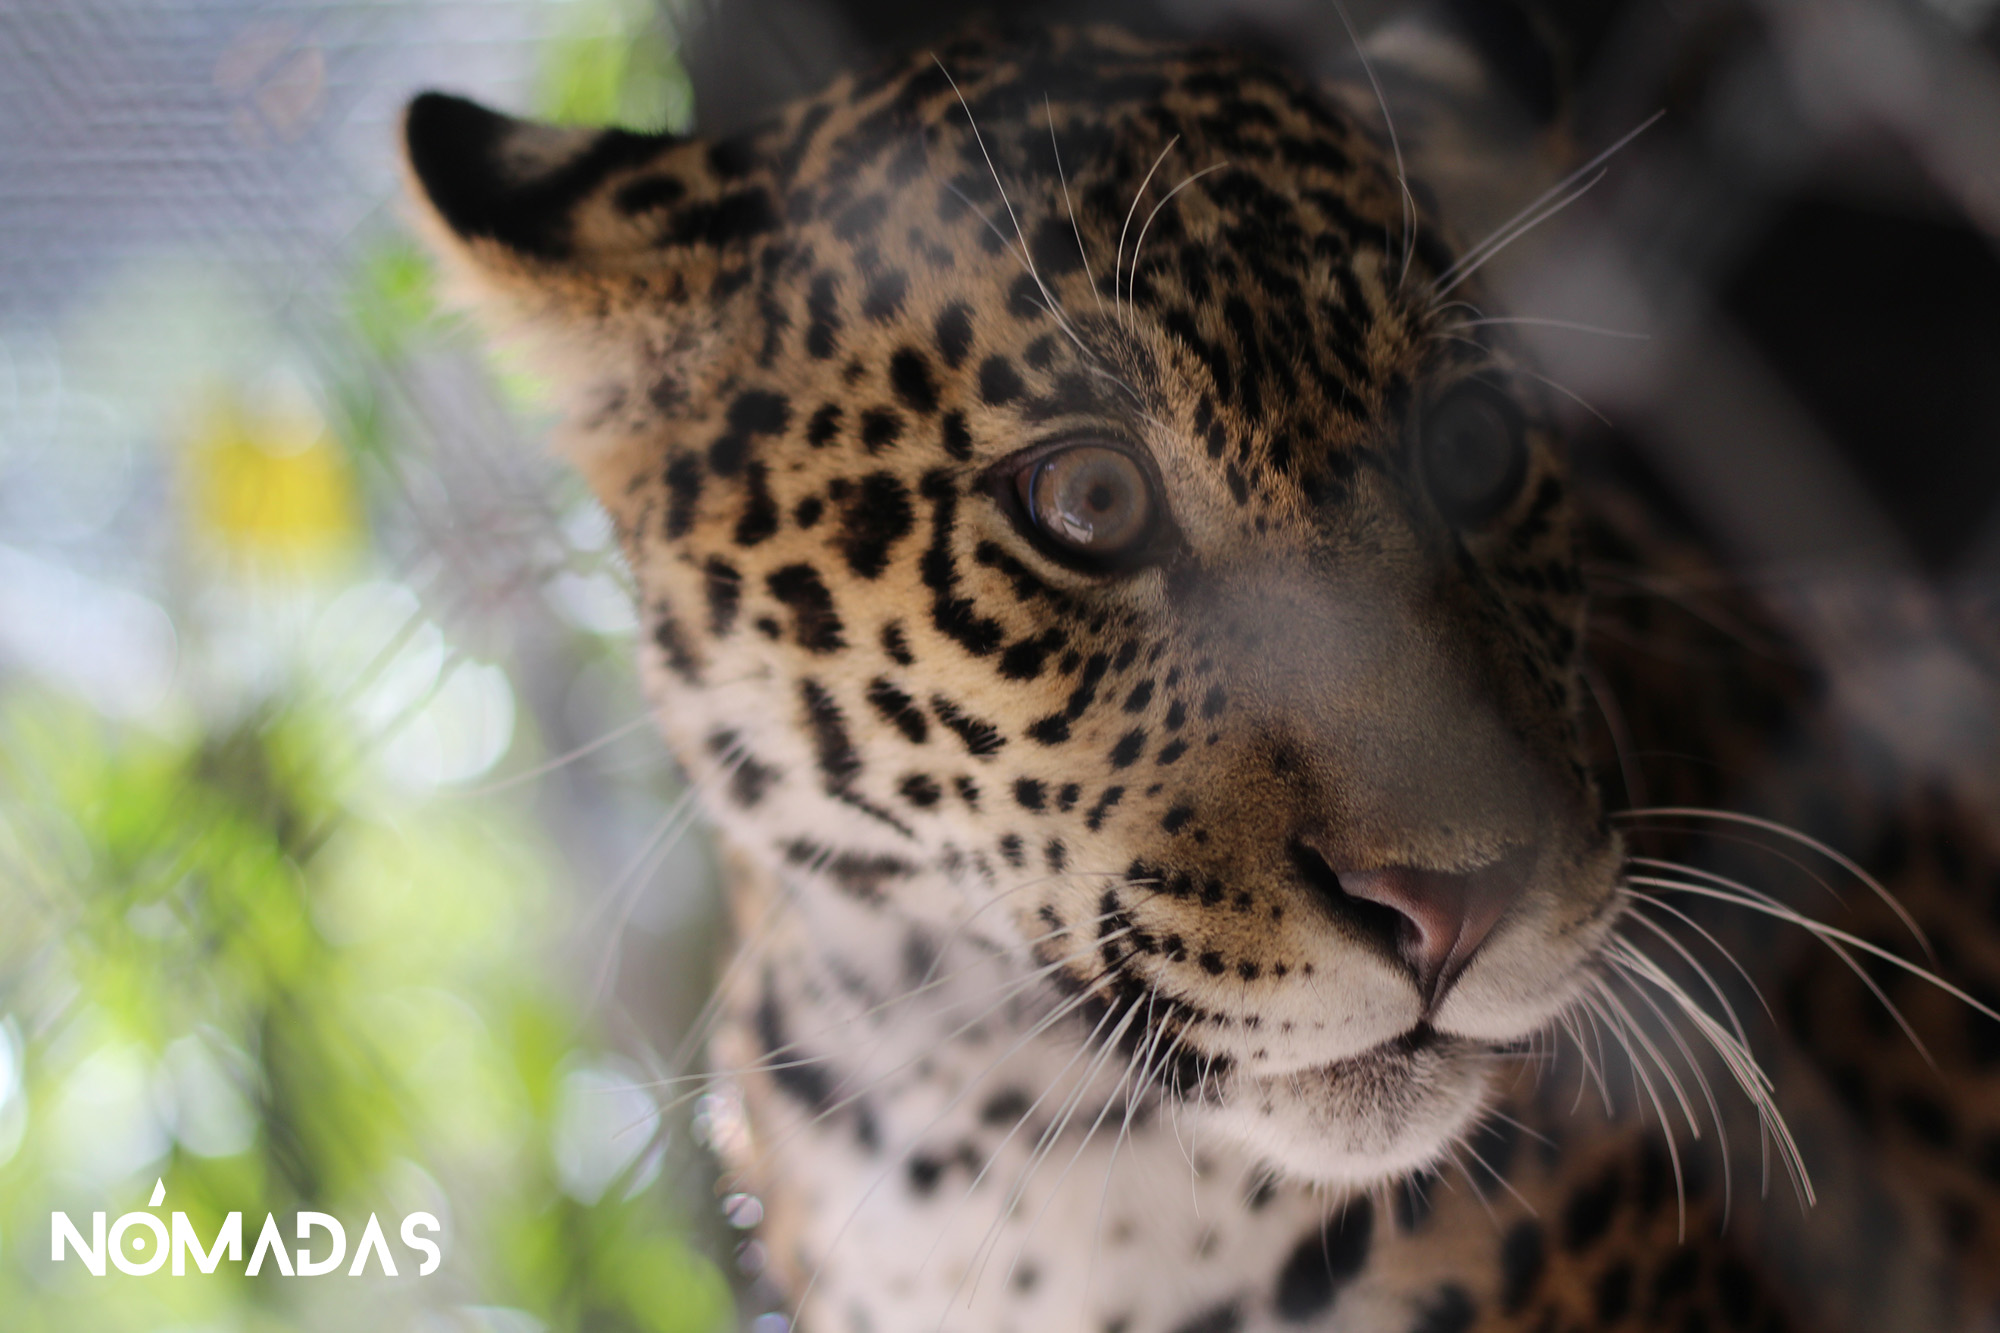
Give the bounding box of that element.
[401,92,777,328]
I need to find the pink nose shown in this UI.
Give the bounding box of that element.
[1311,848,1536,1005]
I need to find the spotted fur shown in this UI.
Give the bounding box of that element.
[404,20,2000,1332]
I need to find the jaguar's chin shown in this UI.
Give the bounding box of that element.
[1202,1026,1496,1186]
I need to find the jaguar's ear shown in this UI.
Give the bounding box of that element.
[401,92,776,324]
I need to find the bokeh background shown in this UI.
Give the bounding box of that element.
[1,0,1997,1330]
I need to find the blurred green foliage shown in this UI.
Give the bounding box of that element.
[0,2,729,1328]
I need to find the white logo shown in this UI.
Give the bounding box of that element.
[51,1178,442,1277]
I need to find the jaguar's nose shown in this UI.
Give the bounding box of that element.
[1298,841,1537,1006]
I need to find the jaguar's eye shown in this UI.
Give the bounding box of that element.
[1012,443,1157,563]
[1420,381,1529,528]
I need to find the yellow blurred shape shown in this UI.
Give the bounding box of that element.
[185,381,359,566]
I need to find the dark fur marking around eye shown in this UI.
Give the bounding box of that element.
[703,557,742,635]
[839,471,916,578]
[861,407,905,452]
[934,301,974,369]
[1272,1198,1374,1322]
[663,453,704,539]
[931,693,1005,757]
[734,460,780,545]
[979,354,1024,405]
[1014,777,1046,812]
[866,677,929,744]
[890,347,940,415]
[768,564,846,652]
[881,620,914,666]
[919,470,1005,657]
[940,409,974,461]
[899,772,941,807]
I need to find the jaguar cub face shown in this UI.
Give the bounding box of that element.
[405,26,1619,1186]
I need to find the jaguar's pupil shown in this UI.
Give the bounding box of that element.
[1086,483,1115,512]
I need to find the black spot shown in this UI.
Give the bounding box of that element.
[793,495,824,528]
[865,677,928,745]
[1157,739,1189,765]
[1044,838,1066,871]
[891,347,940,414]
[807,402,843,448]
[756,980,833,1114]
[1084,785,1124,831]
[999,833,1026,868]
[1200,684,1228,718]
[1057,783,1080,811]
[954,775,981,808]
[1596,1261,1634,1324]
[1123,680,1155,713]
[907,1154,944,1195]
[1409,1285,1474,1333]
[734,460,779,545]
[940,409,974,460]
[1109,729,1147,768]
[799,678,860,791]
[1563,1166,1623,1250]
[1199,952,1225,975]
[981,1088,1031,1126]
[1014,777,1047,811]
[1170,1303,1241,1333]
[664,454,703,537]
[863,269,909,321]
[932,694,1005,756]
[934,302,974,368]
[1273,1199,1373,1322]
[703,557,742,635]
[899,772,941,807]
[614,173,685,214]
[669,187,778,247]
[1499,1220,1543,1311]
[829,473,917,581]
[979,355,1025,405]
[1027,714,1072,745]
[861,406,904,452]
[1161,805,1194,834]
[1891,1091,1956,1148]
[881,620,914,666]
[767,564,845,652]
[652,610,699,681]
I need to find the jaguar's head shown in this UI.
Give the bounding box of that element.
[403,25,1619,1188]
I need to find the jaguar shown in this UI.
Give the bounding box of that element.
[401,9,2000,1330]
